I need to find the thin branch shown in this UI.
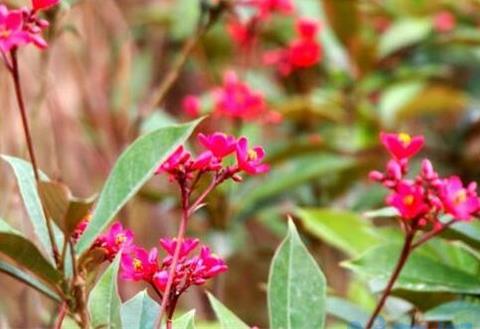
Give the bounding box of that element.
[411,219,456,250]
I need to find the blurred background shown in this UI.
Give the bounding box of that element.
[2,0,480,327]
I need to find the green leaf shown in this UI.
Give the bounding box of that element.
[296,208,381,257]
[343,243,480,294]
[236,154,355,218]
[121,290,159,329]
[326,297,374,328]
[268,220,327,329]
[0,260,60,302]
[207,293,249,329]
[0,218,62,287]
[424,301,480,322]
[378,18,433,58]
[172,310,196,329]
[379,80,425,127]
[453,309,480,328]
[88,256,122,329]
[170,0,200,40]
[2,155,55,261]
[76,119,201,254]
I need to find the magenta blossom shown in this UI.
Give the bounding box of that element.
[380,132,424,161]
[387,183,429,220]
[198,132,237,159]
[160,237,199,264]
[32,0,60,11]
[182,95,200,118]
[0,6,29,53]
[236,137,269,175]
[439,176,480,221]
[157,146,191,176]
[121,246,158,281]
[94,222,134,260]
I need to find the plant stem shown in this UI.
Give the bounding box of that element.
[411,219,456,250]
[154,181,190,329]
[10,49,40,182]
[10,49,60,263]
[365,233,415,329]
[53,302,67,329]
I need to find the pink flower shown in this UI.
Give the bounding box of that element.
[153,270,169,292]
[380,132,424,160]
[254,0,294,18]
[434,11,456,33]
[439,176,479,221]
[156,146,191,176]
[71,213,92,243]
[159,238,199,264]
[190,246,228,284]
[387,182,429,220]
[121,246,158,281]
[288,38,322,69]
[235,137,269,175]
[0,6,29,53]
[94,222,134,260]
[213,71,267,121]
[198,132,237,159]
[227,19,257,49]
[182,95,200,118]
[297,18,318,40]
[32,0,60,11]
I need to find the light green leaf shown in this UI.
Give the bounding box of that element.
[2,155,55,262]
[326,297,376,328]
[0,218,62,288]
[121,290,159,329]
[88,256,122,329]
[0,260,60,302]
[296,208,381,257]
[170,0,200,40]
[172,310,196,329]
[379,80,425,127]
[425,301,480,322]
[343,243,480,294]
[268,220,327,329]
[207,293,249,329]
[378,18,433,58]
[453,310,480,328]
[76,119,201,254]
[362,207,398,220]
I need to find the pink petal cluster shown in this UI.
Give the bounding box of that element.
[0,1,58,55]
[434,11,456,33]
[157,132,269,181]
[92,222,134,260]
[71,212,92,243]
[121,237,227,296]
[370,132,480,226]
[263,18,323,75]
[183,72,281,123]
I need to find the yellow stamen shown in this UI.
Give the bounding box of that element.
[115,233,126,245]
[454,190,467,205]
[0,30,11,39]
[133,258,143,271]
[398,133,412,146]
[247,149,258,161]
[403,195,414,206]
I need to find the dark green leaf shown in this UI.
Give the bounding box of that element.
[76,119,201,254]
[268,220,327,329]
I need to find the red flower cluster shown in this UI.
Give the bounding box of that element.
[227,0,294,49]
[120,238,227,296]
[263,18,323,75]
[370,132,480,228]
[157,132,269,182]
[182,71,281,123]
[0,0,58,54]
[92,222,134,261]
[434,10,456,33]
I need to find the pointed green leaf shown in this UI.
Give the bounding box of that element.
[88,256,122,329]
[76,119,202,254]
[268,220,327,329]
[296,208,381,257]
[344,243,480,294]
[0,218,62,287]
[425,301,480,322]
[207,293,248,329]
[0,260,60,302]
[121,290,159,329]
[2,155,55,261]
[172,310,196,329]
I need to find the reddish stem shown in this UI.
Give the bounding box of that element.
[53,302,67,329]
[365,232,415,329]
[411,219,456,250]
